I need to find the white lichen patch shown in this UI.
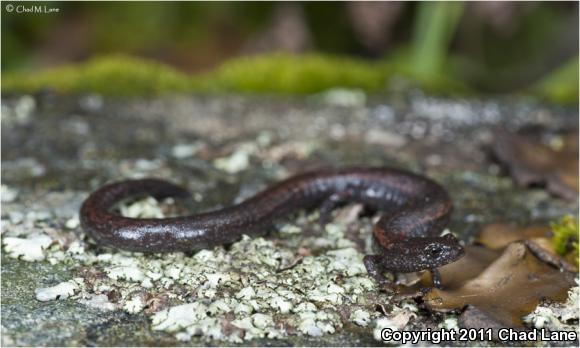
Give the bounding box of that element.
[3,234,53,261]
[232,315,283,340]
[297,310,342,337]
[2,95,36,125]
[152,303,208,332]
[124,295,146,314]
[439,316,459,331]
[350,309,371,326]
[35,279,81,301]
[79,294,117,311]
[120,197,165,219]
[1,184,19,203]
[65,217,80,229]
[105,255,146,282]
[279,224,302,235]
[213,145,254,174]
[171,142,204,159]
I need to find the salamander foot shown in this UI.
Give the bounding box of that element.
[363,255,396,292]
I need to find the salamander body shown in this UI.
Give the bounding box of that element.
[80,167,464,288]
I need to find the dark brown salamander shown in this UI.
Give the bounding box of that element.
[80,167,464,288]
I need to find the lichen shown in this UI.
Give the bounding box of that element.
[523,279,579,335]
[350,309,371,327]
[1,95,36,126]
[3,234,53,261]
[438,316,459,330]
[119,197,166,219]
[78,294,116,311]
[1,184,19,203]
[2,192,404,343]
[35,279,82,302]
[171,142,204,159]
[213,147,252,174]
[551,215,579,267]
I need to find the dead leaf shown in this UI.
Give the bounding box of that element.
[475,223,551,249]
[421,245,501,290]
[475,222,577,272]
[492,129,578,200]
[423,242,576,328]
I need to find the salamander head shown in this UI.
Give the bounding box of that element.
[420,234,464,267]
[381,234,464,272]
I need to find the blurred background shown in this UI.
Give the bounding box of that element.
[2,1,578,103]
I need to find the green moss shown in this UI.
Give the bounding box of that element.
[1,52,466,96]
[202,53,390,94]
[2,55,192,96]
[532,57,579,105]
[6,52,574,101]
[550,215,579,267]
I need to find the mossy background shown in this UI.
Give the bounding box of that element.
[551,215,580,268]
[1,2,578,102]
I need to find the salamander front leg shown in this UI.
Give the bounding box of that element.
[363,255,396,291]
[430,268,442,289]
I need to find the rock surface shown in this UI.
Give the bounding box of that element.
[1,92,578,346]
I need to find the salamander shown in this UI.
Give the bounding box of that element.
[80,167,464,288]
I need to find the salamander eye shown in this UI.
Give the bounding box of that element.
[425,245,442,256]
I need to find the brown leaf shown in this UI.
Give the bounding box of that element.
[475,223,551,250]
[475,222,577,272]
[492,129,579,200]
[421,245,501,290]
[423,242,576,328]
